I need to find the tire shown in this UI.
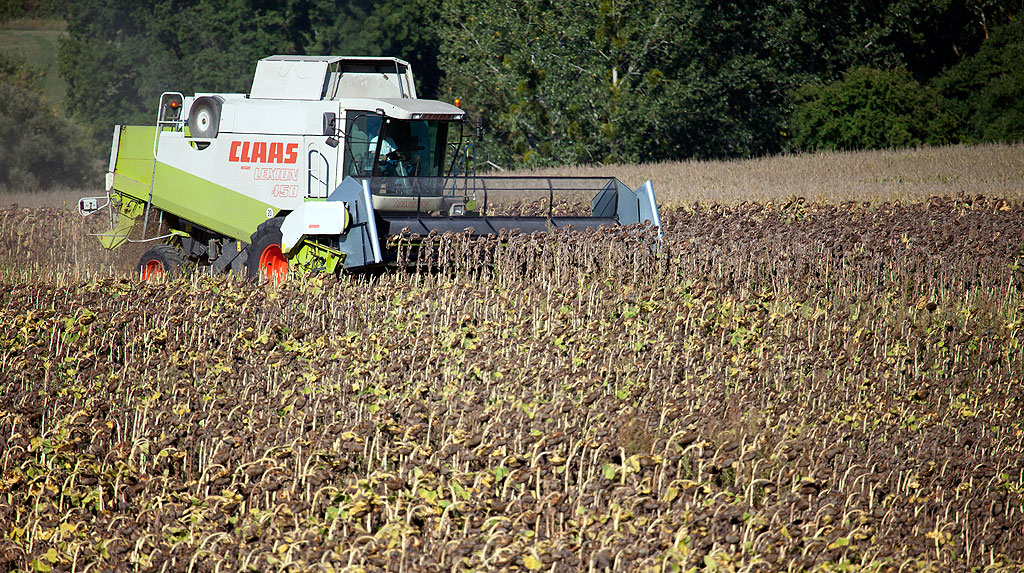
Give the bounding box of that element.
[138,245,186,281]
[189,96,223,138]
[247,218,289,283]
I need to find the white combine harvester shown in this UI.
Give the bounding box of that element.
[80,55,661,280]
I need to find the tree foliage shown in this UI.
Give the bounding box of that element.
[789,67,955,151]
[58,0,443,149]
[439,0,804,166]
[932,17,1024,144]
[53,0,1024,169]
[0,0,60,22]
[438,0,1023,166]
[0,50,43,92]
[0,53,98,191]
[762,0,1024,83]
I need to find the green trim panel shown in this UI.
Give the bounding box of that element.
[112,126,276,241]
[111,126,160,197]
[292,241,346,275]
[149,162,273,241]
[98,194,147,249]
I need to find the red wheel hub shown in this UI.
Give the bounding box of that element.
[259,244,288,283]
[141,260,165,281]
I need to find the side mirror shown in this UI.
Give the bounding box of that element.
[323,112,339,147]
[323,112,337,136]
[475,117,484,141]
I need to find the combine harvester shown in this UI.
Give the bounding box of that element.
[80,55,661,280]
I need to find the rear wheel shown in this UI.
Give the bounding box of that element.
[138,245,185,281]
[247,218,288,283]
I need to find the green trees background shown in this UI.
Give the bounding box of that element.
[438,0,1024,165]
[0,52,95,191]
[1,0,1022,187]
[789,67,956,151]
[54,0,445,144]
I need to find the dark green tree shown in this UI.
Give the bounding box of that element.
[0,0,60,22]
[0,49,43,89]
[788,66,955,151]
[759,0,1024,84]
[362,0,443,98]
[439,0,802,167]
[439,0,1023,166]
[932,17,1024,143]
[0,53,98,191]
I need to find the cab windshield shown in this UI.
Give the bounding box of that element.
[344,113,451,179]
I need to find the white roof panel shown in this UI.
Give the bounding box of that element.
[250,59,328,100]
[250,56,416,100]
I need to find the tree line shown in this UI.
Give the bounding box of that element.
[440,0,1022,166]
[1,0,1022,189]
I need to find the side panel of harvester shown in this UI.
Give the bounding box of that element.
[108,100,342,242]
[155,133,304,237]
[110,127,283,241]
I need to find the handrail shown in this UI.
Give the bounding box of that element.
[142,92,185,240]
[307,149,330,198]
[154,92,186,155]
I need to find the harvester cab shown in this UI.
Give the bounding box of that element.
[80,55,661,280]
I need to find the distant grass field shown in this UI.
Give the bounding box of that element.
[2,143,1022,212]
[523,142,1024,207]
[0,18,67,109]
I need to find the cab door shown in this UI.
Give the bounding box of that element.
[341,110,383,178]
[306,105,342,199]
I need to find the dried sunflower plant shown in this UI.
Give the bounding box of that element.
[2,146,1024,571]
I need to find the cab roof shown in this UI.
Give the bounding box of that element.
[251,55,416,100]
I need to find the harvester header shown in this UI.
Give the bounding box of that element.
[80,55,661,280]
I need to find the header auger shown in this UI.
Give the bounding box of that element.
[79,55,661,281]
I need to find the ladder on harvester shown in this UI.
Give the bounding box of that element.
[448,117,486,201]
[140,92,186,239]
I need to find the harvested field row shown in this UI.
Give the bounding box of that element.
[1,195,1023,570]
